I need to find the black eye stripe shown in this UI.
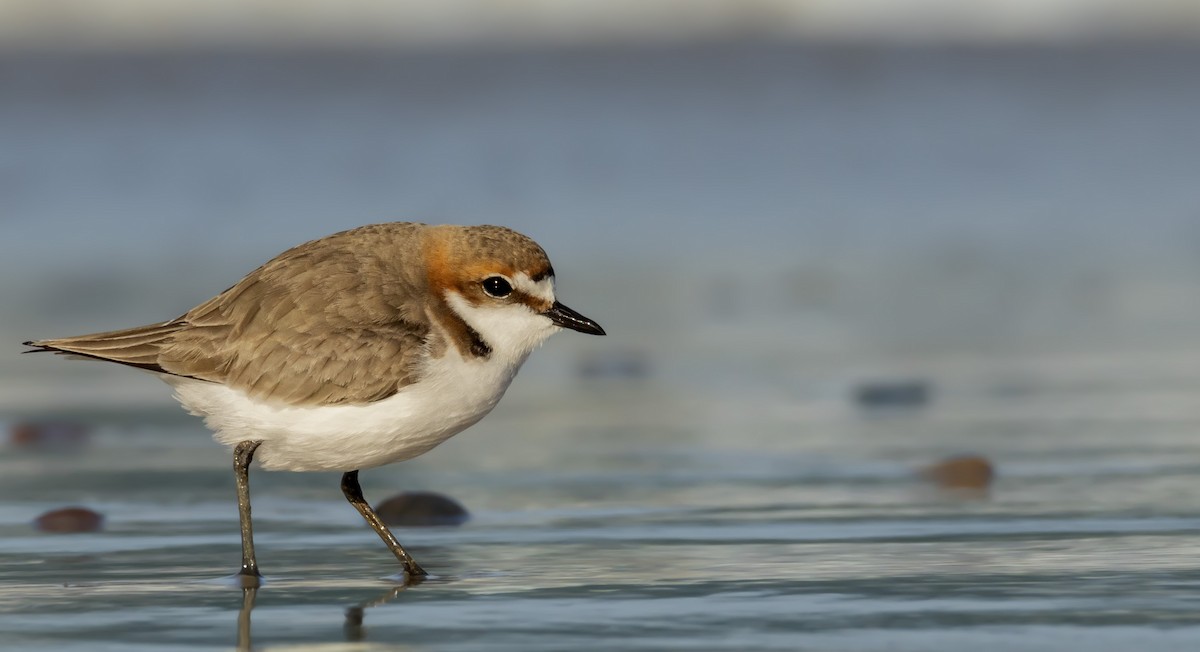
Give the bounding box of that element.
[482,276,513,298]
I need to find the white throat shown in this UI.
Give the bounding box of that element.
[444,290,559,368]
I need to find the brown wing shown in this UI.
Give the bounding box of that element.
[25,223,434,406]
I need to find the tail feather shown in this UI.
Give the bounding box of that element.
[23,321,188,373]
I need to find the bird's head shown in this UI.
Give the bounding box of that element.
[424,225,604,361]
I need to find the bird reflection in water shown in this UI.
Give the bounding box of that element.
[237,587,256,652]
[235,576,425,650]
[343,581,416,642]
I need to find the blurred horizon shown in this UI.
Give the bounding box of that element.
[2,0,1200,50]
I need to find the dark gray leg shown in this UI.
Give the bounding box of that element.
[234,440,264,583]
[341,470,427,578]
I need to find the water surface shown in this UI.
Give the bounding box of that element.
[4,353,1200,650]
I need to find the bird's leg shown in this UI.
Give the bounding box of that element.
[341,470,428,579]
[234,440,264,584]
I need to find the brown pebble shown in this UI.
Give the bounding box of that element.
[920,455,995,490]
[374,492,469,527]
[34,507,105,534]
[9,421,90,450]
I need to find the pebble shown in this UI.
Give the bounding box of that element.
[920,455,995,491]
[8,421,91,449]
[853,379,932,409]
[374,492,469,527]
[34,507,105,533]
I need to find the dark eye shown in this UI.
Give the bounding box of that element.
[482,276,513,298]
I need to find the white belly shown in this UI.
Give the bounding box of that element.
[166,352,524,472]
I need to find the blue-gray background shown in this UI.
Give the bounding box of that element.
[3,3,1200,651]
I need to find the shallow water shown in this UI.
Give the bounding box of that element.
[4,351,1200,651]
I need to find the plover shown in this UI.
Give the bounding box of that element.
[23,222,605,583]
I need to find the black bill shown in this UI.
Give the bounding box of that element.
[544,301,606,336]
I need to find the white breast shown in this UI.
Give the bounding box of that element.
[167,347,528,472]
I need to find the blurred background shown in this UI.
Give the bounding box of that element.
[4,2,1200,651]
[4,0,1200,403]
